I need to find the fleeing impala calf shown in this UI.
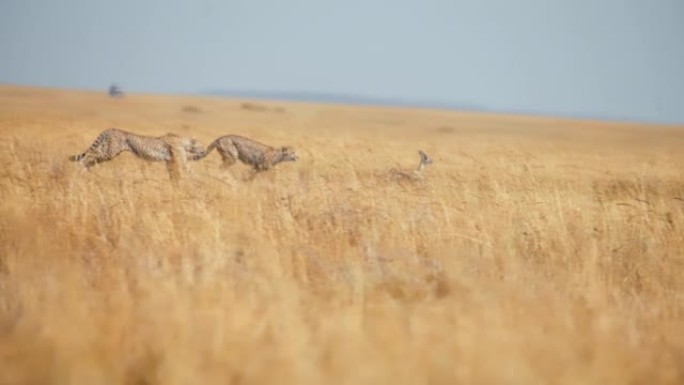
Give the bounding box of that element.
[388,150,433,181]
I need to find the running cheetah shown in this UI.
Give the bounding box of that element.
[69,128,206,179]
[191,135,298,171]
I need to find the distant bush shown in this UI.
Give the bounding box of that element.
[241,102,285,114]
[182,105,202,113]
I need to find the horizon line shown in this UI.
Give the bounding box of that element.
[1,82,682,127]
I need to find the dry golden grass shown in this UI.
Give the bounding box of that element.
[1,85,683,384]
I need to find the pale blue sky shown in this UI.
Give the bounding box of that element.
[1,0,683,123]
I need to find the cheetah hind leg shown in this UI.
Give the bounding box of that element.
[82,153,107,170]
[219,146,239,170]
[220,157,237,170]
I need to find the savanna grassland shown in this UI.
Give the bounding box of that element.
[1,85,683,384]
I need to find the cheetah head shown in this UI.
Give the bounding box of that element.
[280,146,299,162]
[183,138,207,157]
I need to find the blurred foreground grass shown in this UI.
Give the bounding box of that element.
[1,86,683,384]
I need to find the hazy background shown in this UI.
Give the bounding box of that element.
[1,0,683,124]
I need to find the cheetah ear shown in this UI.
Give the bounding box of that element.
[281,146,289,152]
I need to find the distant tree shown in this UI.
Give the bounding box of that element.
[108,84,124,98]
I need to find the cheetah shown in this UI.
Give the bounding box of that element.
[190,135,298,172]
[69,128,206,180]
[388,150,433,181]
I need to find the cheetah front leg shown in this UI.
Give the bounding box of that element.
[167,144,187,183]
[165,159,183,184]
[243,168,259,181]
